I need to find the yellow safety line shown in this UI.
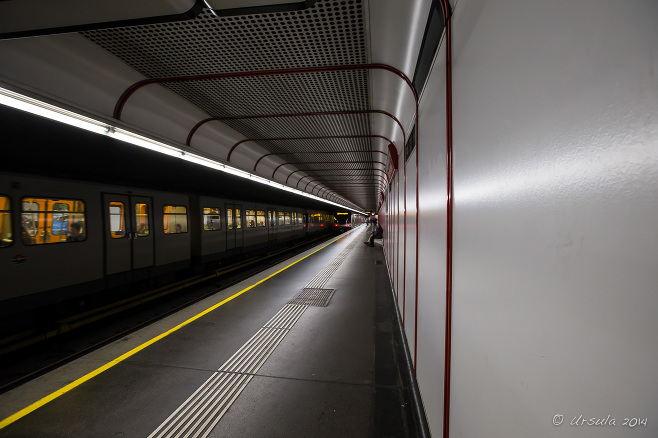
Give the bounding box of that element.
[0,231,352,430]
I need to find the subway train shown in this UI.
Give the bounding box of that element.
[0,171,338,316]
[334,211,367,232]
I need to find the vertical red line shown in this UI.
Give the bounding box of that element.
[397,171,400,302]
[391,181,394,292]
[414,103,420,370]
[403,141,407,326]
[443,12,454,438]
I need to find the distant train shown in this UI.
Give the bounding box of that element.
[334,211,367,232]
[0,172,337,315]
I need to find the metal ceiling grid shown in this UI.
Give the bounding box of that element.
[218,113,372,139]
[83,2,368,75]
[82,0,379,210]
[165,72,370,118]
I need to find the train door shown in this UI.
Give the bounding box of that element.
[226,203,243,252]
[103,193,155,275]
[267,208,277,244]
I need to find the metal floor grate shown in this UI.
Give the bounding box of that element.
[288,288,335,307]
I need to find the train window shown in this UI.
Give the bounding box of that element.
[268,210,276,227]
[109,202,125,238]
[246,210,256,228]
[235,208,242,229]
[135,203,150,237]
[51,203,70,235]
[0,196,12,247]
[163,205,187,234]
[291,211,296,224]
[256,210,266,227]
[22,200,39,242]
[284,212,291,225]
[278,211,284,225]
[21,197,86,245]
[227,208,233,230]
[203,207,221,231]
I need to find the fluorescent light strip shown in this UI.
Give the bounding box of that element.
[0,87,365,214]
[112,129,183,158]
[0,87,108,135]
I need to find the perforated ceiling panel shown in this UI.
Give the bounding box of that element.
[82,0,383,211]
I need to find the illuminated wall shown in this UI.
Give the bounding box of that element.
[385,0,658,436]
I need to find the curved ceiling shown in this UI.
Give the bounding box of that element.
[0,0,427,212]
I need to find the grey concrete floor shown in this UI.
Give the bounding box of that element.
[0,227,420,437]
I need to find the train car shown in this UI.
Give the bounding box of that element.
[0,172,334,315]
[307,210,334,235]
[190,196,314,264]
[334,211,366,232]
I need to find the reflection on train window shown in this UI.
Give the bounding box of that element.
[235,208,242,229]
[0,196,12,247]
[256,210,266,227]
[109,202,125,238]
[292,211,296,225]
[284,212,291,225]
[268,210,276,227]
[227,208,234,230]
[278,211,284,225]
[163,205,187,234]
[135,203,150,237]
[203,207,221,231]
[246,210,256,228]
[21,197,86,245]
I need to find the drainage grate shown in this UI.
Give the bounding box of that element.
[289,288,335,307]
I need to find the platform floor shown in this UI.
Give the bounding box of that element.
[0,226,420,437]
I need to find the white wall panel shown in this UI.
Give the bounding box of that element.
[415,32,448,437]
[396,169,405,304]
[448,0,658,437]
[403,152,418,359]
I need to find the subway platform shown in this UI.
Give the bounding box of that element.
[0,226,426,438]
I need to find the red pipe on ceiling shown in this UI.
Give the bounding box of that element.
[304,180,382,190]
[286,167,388,185]
[295,175,312,189]
[113,63,417,215]
[253,148,389,172]
[272,159,387,180]
[185,109,406,147]
[299,176,388,187]
[295,169,387,189]
[226,134,393,165]
[113,64,415,120]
